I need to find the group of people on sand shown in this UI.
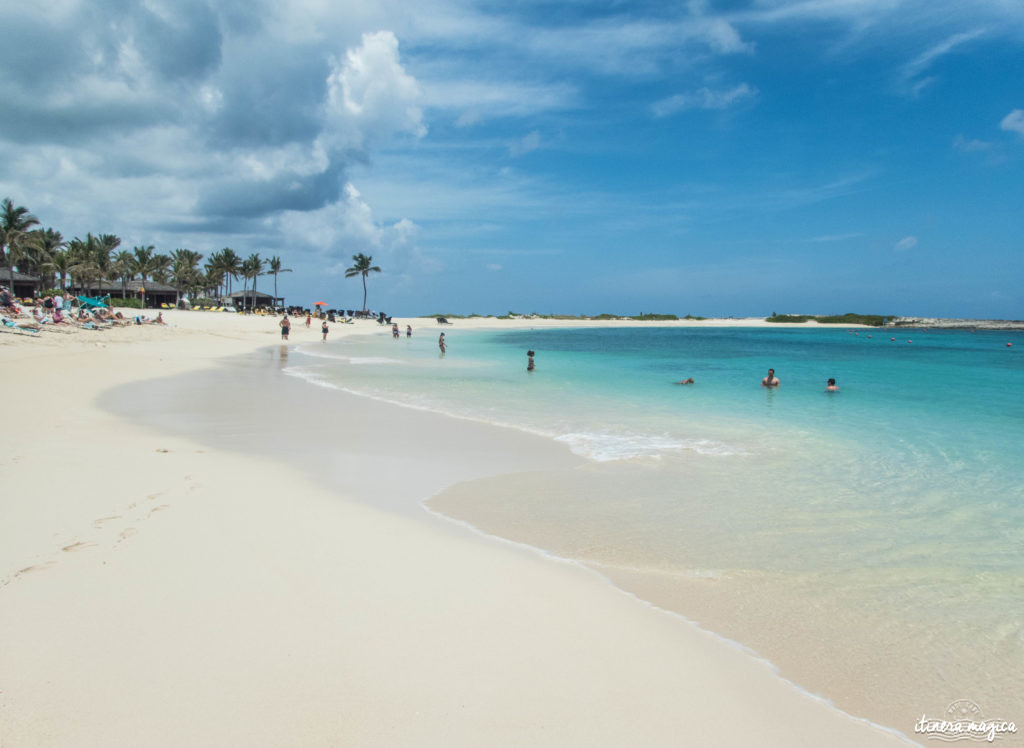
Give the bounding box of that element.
[1,285,165,332]
[281,313,409,343]
[676,368,839,391]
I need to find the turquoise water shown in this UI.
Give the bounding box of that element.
[288,325,1024,725]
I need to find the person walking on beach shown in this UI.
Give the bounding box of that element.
[321,320,329,342]
[439,332,446,356]
[761,368,780,387]
[280,314,291,340]
[305,312,312,328]
[406,324,412,338]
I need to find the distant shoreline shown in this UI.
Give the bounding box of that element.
[417,314,1024,330]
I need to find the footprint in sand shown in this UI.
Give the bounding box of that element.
[146,492,163,502]
[93,515,121,528]
[2,561,56,586]
[149,505,170,515]
[62,541,97,553]
[117,528,138,543]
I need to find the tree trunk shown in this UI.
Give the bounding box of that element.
[362,275,367,311]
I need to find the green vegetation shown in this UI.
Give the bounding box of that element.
[0,195,293,310]
[421,311,683,321]
[766,313,891,327]
[344,253,381,313]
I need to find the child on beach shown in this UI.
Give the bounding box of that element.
[305,313,312,328]
[322,320,329,342]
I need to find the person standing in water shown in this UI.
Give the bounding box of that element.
[406,324,412,338]
[761,368,780,387]
[527,350,535,371]
[826,378,839,391]
[439,332,446,356]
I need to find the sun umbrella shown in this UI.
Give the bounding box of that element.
[314,301,327,306]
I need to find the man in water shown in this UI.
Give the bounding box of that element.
[677,378,694,385]
[761,368,780,387]
[439,332,446,355]
[826,378,839,391]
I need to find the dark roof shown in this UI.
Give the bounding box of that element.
[229,290,278,299]
[69,279,178,293]
[1,270,40,282]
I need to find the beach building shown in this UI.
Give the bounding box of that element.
[1,270,40,298]
[68,279,178,308]
[229,290,284,311]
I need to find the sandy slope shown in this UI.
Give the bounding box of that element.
[0,310,911,746]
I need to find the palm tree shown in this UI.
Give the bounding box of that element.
[268,255,291,305]
[68,234,106,297]
[1,198,40,293]
[93,233,120,292]
[131,245,156,280]
[345,253,381,312]
[112,250,135,299]
[239,253,264,312]
[170,249,203,306]
[222,247,241,296]
[48,248,75,293]
[131,245,158,308]
[25,228,65,294]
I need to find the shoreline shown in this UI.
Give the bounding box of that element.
[0,310,914,745]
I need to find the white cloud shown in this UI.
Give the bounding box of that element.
[898,29,986,95]
[419,77,578,127]
[894,236,918,251]
[486,263,502,271]
[323,30,425,151]
[509,130,542,157]
[1000,109,1024,137]
[952,134,992,152]
[652,83,757,117]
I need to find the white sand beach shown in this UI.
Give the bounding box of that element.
[0,310,911,746]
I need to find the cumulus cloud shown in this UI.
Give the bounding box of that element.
[1001,109,1024,136]
[487,263,502,271]
[894,236,918,251]
[652,83,757,117]
[323,30,426,151]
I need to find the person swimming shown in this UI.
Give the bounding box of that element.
[826,378,839,391]
[676,378,694,385]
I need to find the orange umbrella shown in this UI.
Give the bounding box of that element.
[313,301,327,306]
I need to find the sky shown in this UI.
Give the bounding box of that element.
[1,0,1022,318]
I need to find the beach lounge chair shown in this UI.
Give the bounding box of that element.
[76,294,111,309]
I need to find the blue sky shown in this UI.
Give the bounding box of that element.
[1,0,1022,317]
